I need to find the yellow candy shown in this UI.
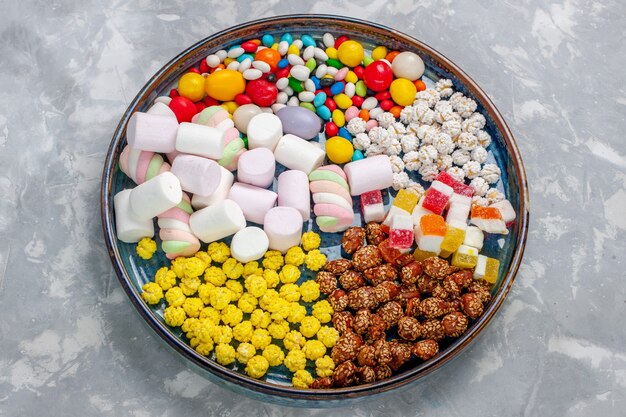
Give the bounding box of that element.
[393,189,419,212]
[325,47,338,59]
[325,136,354,164]
[271,43,279,50]
[345,70,358,84]
[204,69,246,101]
[223,57,235,65]
[389,78,417,107]
[331,109,345,127]
[177,72,206,102]
[337,40,364,67]
[484,258,500,285]
[287,44,300,55]
[451,245,479,268]
[333,93,352,109]
[413,248,438,262]
[371,45,388,61]
[221,101,239,115]
[439,227,466,258]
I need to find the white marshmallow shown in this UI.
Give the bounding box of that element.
[126,112,178,153]
[129,172,182,220]
[363,203,385,223]
[474,255,487,280]
[273,134,325,174]
[228,182,278,224]
[384,206,411,228]
[313,192,353,212]
[344,155,393,196]
[189,199,246,243]
[171,155,222,196]
[230,227,270,263]
[277,170,311,221]
[247,113,283,150]
[175,122,225,159]
[114,189,154,243]
[236,148,276,188]
[126,147,142,184]
[263,207,303,253]
[147,101,176,118]
[157,218,192,233]
[191,166,234,209]
[463,226,484,250]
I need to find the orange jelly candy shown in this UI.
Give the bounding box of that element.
[254,48,281,72]
[471,206,503,220]
[419,214,447,236]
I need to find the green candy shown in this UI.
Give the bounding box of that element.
[305,58,316,71]
[145,154,164,181]
[177,199,194,215]
[194,106,224,125]
[218,137,245,170]
[242,136,249,149]
[288,76,304,93]
[363,56,374,67]
[326,58,343,69]
[162,240,191,254]
[315,216,338,227]
[355,80,367,97]
[299,102,316,112]
[308,170,349,190]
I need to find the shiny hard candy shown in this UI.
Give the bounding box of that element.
[325,136,354,164]
[363,60,393,92]
[177,72,206,102]
[169,96,197,123]
[276,106,322,140]
[389,78,417,106]
[233,104,262,134]
[245,79,278,107]
[337,40,364,67]
[204,69,246,101]
[391,51,425,81]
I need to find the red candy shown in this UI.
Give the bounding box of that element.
[325,122,339,137]
[245,79,278,107]
[235,93,253,105]
[351,95,364,107]
[380,99,394,111]
[334,35,349,49]
[203,96,219,107]
[241,41,258,53]
[199,60,209,74]
[169,88,179,98]
[363,61,393,92]
[435,172,474,197]
[361,190,382,206]
[195,102,207,113]
[325,98,337,112]
[188,68,201,74]
[275,68,290,79]
[378,239,403,264]
[375,91,391,101]
[353,65,365,79]
[389,229,413,249]
[169,96,197,123]
[422,188,450,215]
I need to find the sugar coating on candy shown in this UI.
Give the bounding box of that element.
[389,214,414,249]
[421,181,453,214]
[360,190,385,223]
[451,245,479,268]
[439,226,465,258]
[393,189,419,213]
[470,206,508,235]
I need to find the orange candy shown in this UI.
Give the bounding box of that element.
[419,214,447,237]
[471,206,503,220]
[255,48,281,72]
[358,109,370,121]
[414,80,426,92]
[389,106,403,118]
[385,51,400,63]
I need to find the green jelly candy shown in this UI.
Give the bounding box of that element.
[288,77,304,93]
[305,58,316,71]
[326,58,344,69]
[300,102,316,112]
[162,240,191,254]
[355,80,367,97]
[363,56,374,67]
[315,216,338,227]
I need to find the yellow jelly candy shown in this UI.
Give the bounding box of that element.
[204,69,246,101]
[389,78,417,107]
[333,93,352,110]
[484,257,500,284]
[331,109,345,127]
[371,46,388,61]
[178,72,206,102]
[337,40,364,67]
[325,47,338,60]
[345,70,358,84]
[451,245,479,268]
[439,227,466,258]
[393,189,419,213]
[413,248,438,262]
[325,136,354,164]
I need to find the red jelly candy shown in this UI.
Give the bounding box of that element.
[169,96,197,123]
[435,171,474,197]
[325,98,337,112]
[389,229,413,249]
[375,91,391,101]
[380,99,394,111]
[363,61,393,92]
[188,68,201,74]
[422,188,450,215]
[199,60,209,74]
[203,96,219,107]
[245,79,278,107]
[378,239,402,264]
[351,95,364,107]
[169,88,179,98]
[275,68,290,79]
[353,65,365,79]
[325,121,339,137]
[361,190,382,206]
[235,93,253,105]
[241,41,258,53]
[334,35,349,49]
[195,102,207,113]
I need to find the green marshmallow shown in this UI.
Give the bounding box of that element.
[315,216,338,227]
[308,170,349,190]
[162,240,191,254]
[176,199,193,215]
[194,106,224,125]
[145,154,164,181]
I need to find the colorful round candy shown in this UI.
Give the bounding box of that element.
[337,40,364,67]
[169,96,197,123]
[177,72,206,102]
[391,51,425,81]
[325,136,354,164]
[389,78,417,106]
[363,60,393,92]
[204,69,246,101]
[245,79,278,107]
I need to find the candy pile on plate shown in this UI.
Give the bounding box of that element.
[113,30,517,388]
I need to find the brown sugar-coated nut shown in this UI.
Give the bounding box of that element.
[443,275,462,298]
[377,301,404,329]
[352,245,383,271]
[316,271,338,295]
[394,253,415,267]
[419,297,451,319]
[397,316,423,341]
[401,261,423,284]
[365,222,387,246]
[347,286,379,310]
[374,340,393,366]
[461,293,484,319]
[405,297,421,317]
[332,311,354,335]
[374,364,393,381]
[331,332,363,364]
[310,376,334,389]
[366,313,386,342]
[431,285,450,300]
[324,259,352,275]
[333,360,358,387]
[442,311,469,337]
[413,339,439,361]
[339,270,366,291]
[468,281,492,304]
[450,270,473,288]
[417,275,437,294]
[328,289,348,312]
[342,226,366,255]
[423,257,458,279]
[388,341,413,371]
[353,309,373,334]
[356,344,377,367]
[373,281,401,304]
[396,283,420,306]
[363,263,398,285]
[421,319,445,341]
[358,365,377,384]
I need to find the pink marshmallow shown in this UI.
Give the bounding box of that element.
[228,182,278,225]
[277,170,311,221]
[309,180,353,205]
[126,112,178,153]
[170,155,222,196]
[237,148,276,189]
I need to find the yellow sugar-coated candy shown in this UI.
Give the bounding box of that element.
[215,343,236,365]
[136,237,157,260]
[182,297,204,318]
[316,326,339,348]
[345,70,358,84]
[393,189,419,213]
[177,72,206,102]
[371,45,388,61]
[263,344,285,366]
[284,349,307,372]
[221,101,239,115]
[155,267,177,291]
[301,231,321,252]
[325,47,338,60]
[439,227,466,258]
[451,245,479,268]
[315,355,335,377]
[141,282,163,305]
[413,248,438,262]
[300,280,320,303]
[165,287,186,307]
[303,340,326,360]
[332,109,346,127]
[221,304,243,326]
[390,78,418,107]
[236,343,256,364]
[251,328,272,350]
[292,369,314,388]
[287,44,300,55]
[285,247,305,266]
[163,306,186,327]
[337,40,364,67]
[484,257,500,285]
[299,316,321,338]
[325,136,354,164]
[233,321,254,343]
[283,330,306,351]
[333,93,353,109]
[250,309,272,329]
[246,355,269,379]
[204,69,245,101]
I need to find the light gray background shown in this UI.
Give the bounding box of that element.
[1,1,625,416]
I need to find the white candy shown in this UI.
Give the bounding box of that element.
[303,46,315,61]
[126,112,178,153]
[252,60,271,73]
[287,97,300,107]
[362,97,378,111]
[226,61,240,71]
[171,155,222,196]
[344,155,393,196]
[314,48,328,61]
[313,192,353,213]
[464,226,484,250]
[276,77,289,90]
[277,170,311,221]
[273,134,325,174]
[175,122,225,159]
[271,103,286,113]
[157,217,192,233]
[129,172,182,220]
[228,182,278,224]
[391,51,425,81]
[263,207,303,253]
[344,82,356,98]
[230,227,270,263]
[304,79,316,92]
[474,255,487,280]
[227,47,244,58]
[189,199,246,243]
[243,68,262,80]
[114,189,154,243]
[412,196,435,225]
[490,199,516,224]
[326,66,338,76]
[276,92,289,104]
[238,58,252,73]
[215,50,227,61]
[287,54,304,66]
[446,201,470,227]
[191,166,234,209]
[414,227,444,254]
[323,33,334,48]
[278,40,289,56]
[146,101,176,118]
[298,91,315,102]
[154,96,172,106]
[237,148,275,188]
[246,113,283,150]
[206,54,221,68]
[315,64,328,79]
[383,206,410,229]
[290,65,310,81]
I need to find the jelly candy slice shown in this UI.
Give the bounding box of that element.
[389,214,414,249]
[439,226,465,258]
[392,189,419,213]
[451,244,478,268]
[422,181,453,214]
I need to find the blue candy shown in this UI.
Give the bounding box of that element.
[330,81,345,95]
[237,53,253,63]
[313,92,327,108]
[301,34,315,48]
[261,34,274,47]
[338,127,352,141]
[280,33,293,45]
[277,59,289,69]
[316,105,331,121]
[351,150,364,161]
[310,75,321,90]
